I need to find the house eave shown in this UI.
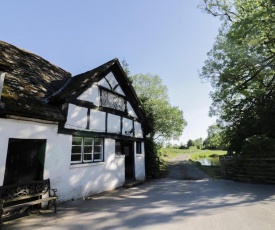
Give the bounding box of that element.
[3,115,59,125]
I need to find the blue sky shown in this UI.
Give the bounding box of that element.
[1,0,221,145]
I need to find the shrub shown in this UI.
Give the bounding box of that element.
[241,135,275,157]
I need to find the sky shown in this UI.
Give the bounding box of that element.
[1,0,221,145]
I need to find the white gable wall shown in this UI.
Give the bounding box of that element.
[65,104,88,130]
[122,118,133,136]
[127,102,137,118]
[134,121,143,138]
[102,72,125,96]
[77,85,100,106]
[89,110,106,132]
[107,114,121,133]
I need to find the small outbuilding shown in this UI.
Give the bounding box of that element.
[0,41,149,201]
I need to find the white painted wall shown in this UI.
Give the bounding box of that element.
[134,121,143,138]
[122,118,133,136]
[135,141,145,180]
[107,114,121,133]
[0,118,70,188]
[127,102,137,118]
[0,118,127,201]
[65,104,87,130]
[89,110,106,132]
[56,138,125,201]
[77,85,100,106]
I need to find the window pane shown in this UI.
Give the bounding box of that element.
[94,153,102,160]
[136,142,142,154]
[84,138,93,146]
[84,154,92,161]
[101,89,126,111]
[71,154,81,162]
[94,146,102,152]
[72,146,82,153]
[84,146,92,153]
[94,138,102,145]
[72,137,82,145]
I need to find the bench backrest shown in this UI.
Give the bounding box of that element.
[0,179,50,203]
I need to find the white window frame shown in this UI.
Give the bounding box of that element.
[71,137,104,164]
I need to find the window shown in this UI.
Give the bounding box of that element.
[101,88,126,112]
[136,141,142,154]
[71,137,104,164]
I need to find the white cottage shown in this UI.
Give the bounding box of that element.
[0,41,149,201]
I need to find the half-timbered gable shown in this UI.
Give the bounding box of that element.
[51,59,147,140]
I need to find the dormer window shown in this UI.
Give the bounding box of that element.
[100,88,126,112]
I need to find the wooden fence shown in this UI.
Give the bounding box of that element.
[220,156,275,184]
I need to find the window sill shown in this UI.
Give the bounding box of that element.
[70,162,105,169]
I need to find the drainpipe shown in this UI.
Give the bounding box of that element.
[0,72,6,108]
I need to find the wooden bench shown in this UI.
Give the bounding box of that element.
[0,179,58,227]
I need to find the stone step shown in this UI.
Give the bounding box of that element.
[123,180,143,188]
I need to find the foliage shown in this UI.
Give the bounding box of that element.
[186,138,204,149]
[122,60,187,176]
[194,138,203,149]
[188,149,226,160]
[121,58,131,78]
[199,0,275,153]
[130,73,187,142]
[187,139,195,148]
[145,137,162,178]
[241,135,275,157]
[203,124,227,150]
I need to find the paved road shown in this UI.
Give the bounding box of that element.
[4,155,275,230]
[166,154,209,180]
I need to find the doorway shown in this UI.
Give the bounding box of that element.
[3,139,46,185]
[123,141,135,180]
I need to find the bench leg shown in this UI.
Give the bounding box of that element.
[54,200,57,214]
[48,200,57,214]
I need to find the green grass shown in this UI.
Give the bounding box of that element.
[189,150,226,161]
[159,146,199,159]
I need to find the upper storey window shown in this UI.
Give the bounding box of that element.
[100,88,126,112]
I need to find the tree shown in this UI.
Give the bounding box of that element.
[194,138,203,149]
[199,0,275,152]
[121,58,131,78]
[187,139,195,148]
[203,124,226,150]
[130,73,187,142]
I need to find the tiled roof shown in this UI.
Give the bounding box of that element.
[51,59,117,101]
[0,41,71,121]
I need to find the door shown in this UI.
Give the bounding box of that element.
[123,141,135,180]
[3,139,46,185]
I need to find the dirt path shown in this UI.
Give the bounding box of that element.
[165,154,209,180]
